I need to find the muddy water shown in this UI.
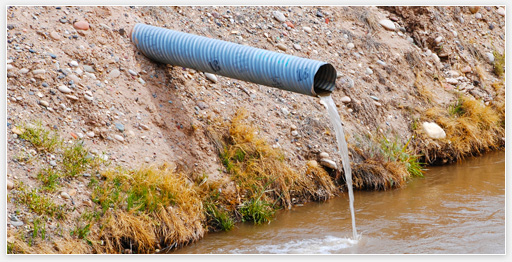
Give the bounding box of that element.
[175,152,505,254]
[173,151,505,254]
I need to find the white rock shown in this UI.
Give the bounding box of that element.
[65,94,79,101]
[32,69,46,75]
[475,13,482,19]
[293,44,301,50]
[19,68,29,74]
[347,43,355,49]
[303,26,312,33]
[273,11,286,23]
[70,61,79,67]
[366,68,373,75]
[58,85,71,93]
[40,100,49,107]
[319,152,329,158]
[320,159,337,169]
[86,131,95,137]
[128,69,138,76]
[291,130,299,136]
[205,73,218,83]
[281,107,290,115]
[277,43,287,51]
[7,65,14,70]
[379,19,396,31]
[290,124,297,130]
[114,134,125,142]
[84,94,94,101]
[145,157,151,163]
[341,96,351,103]
[486,52,495,63]
[422,122,446,139]
[7,180,14,190]
[434,36,443,44]
[109,69,121,79]
[497,7,505,17]
[447,71,460,77]
[60,191,71,200]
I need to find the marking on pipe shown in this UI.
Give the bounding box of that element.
[209,59,221,72]
[297,68,309,82]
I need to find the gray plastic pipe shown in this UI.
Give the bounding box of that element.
[130,23,337,97]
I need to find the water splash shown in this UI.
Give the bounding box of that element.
[229,236,358,254]
[320,95,357,239]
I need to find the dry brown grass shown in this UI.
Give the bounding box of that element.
[413,70,435,103]
[419,95,504,163]
[352,159,409,190]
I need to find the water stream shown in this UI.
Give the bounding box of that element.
[319,95,358,240]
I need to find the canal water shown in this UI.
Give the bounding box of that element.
[173,150,505,254]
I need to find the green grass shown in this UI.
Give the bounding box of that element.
[17,186,67,219]
[380,135,425,177]
[204,201,234,231]
[18,122,61,153]
[32,217,47,241]
[62,141,96,177]
[37,168,61,192]
[239,196,275,225]
[448,97,465,117]
[493,50,505,77]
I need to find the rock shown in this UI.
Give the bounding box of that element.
[140,124,150,130]
[273,11,286,23]
[7,180,14,190]
[109,69,120,79]
[19,68,29,74]
[320,159,337,169]
[293,44,301,50]
[11,127,25,135]
[128,69,138,76]
[50,31,60,40]
[366,68,373,75]
[205,73,218,83]
[486,52,494,63]
[307,160,319,168]
[379,19,396,31]
[347,43,355,49]
[497,7,505,17]
[65,94,79,101]
[341,96,351,103]
[370,95,379,101]
[73,21,89,30]
[303,26,312,33]
[290,124,297,130]
[32,69,45,75]
[115,123,125,132]
[461,65,472,73]
[422,122,446,139]
[447,70,460,77]
[319,152,329,158]
[197,101,209,110]
[145,157,151,163]
[469,6,480,14]
[58,85,71,94]
[40,100,49,107]
[84,94,93,101]
[377,60,386,66]
[50,160,57,166]
[434,36,443,44]
[69,60,79,67]
[291,130,299,136]
[86,131,95,137]
[11,220,24,227]
[83,65,95,73]
[60,191,71,200]
[114,134,125,142]
[69,189,77,197]
[281,107,290,115]
[475,13,482,19]
[373,101,382,107]
[276,43,287,51]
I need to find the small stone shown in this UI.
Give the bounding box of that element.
[197,101,209,110]
[377,60,386,66]
[469,6,480,14]
[307,160,319,168]
[273,11,286,23]
[422,122,446,139]
[19,68,29,74]
[86,131,95,137]
[69,61,79,67]
[115,123,125,132]
[114,134,125,142]
[486,52,495,63]
[320,159,337,169]
[61,191,71,199]
[290,124,297,130]
[291,130,299,136]
[319,152,329,158]
[140,124,150,130]
[50,31,60,40]
[370,96,379,101]
[303,26,312,33]
[276,43,287,51]
[446,78,459,85]
[73,21,89,30]
[434,36,443,44]
[461,66,472,73]
[447,70,460,77]
[11,220,24,227]
[83,200,93,207]
[69,189,77,197]
[65,94,79,101]
[40,100,49,107]
[50,160,57,166]
[144,157,151,163]
[108,69,120,79]
[83,65,95,73]
[379,19,396,31]
[366,68,373,75]
[281,107,290,115]
[11,127,24,135]
[373,101,382,107]
[84,94,93,101]
[341,96,351,103]
[316,11,324,17]
[128,69,138,76]
[347,43,355,49]
[32,69,45,75]
[293,44,301,50]
[58,85,71,94]
[475,13,482,19]
[497,8,505,17]
[205,73,218,83]
[7,180,14,190]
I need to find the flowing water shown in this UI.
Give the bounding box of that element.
[319,95,357,240]
[173,150,505,254]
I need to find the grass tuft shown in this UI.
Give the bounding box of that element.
[18,122,62,153]
[493,50,505,78]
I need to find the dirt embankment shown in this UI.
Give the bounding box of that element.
[6,6,505,253]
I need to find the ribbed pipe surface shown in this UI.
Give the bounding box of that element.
[130,23,336,96]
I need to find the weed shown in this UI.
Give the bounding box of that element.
[37,168,61,192]
[32,217,47,241]
[239,196,275,225]
[493,50,505,77]
[18,122,61,153]
[204,201,234,231]
[380,135,424,177]
[16,186,67,219]
[62,141,97,177]
[448,97,465,116]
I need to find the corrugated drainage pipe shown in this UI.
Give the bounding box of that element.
[130,23,337,97]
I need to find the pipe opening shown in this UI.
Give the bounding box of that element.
[313,63,337,96]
